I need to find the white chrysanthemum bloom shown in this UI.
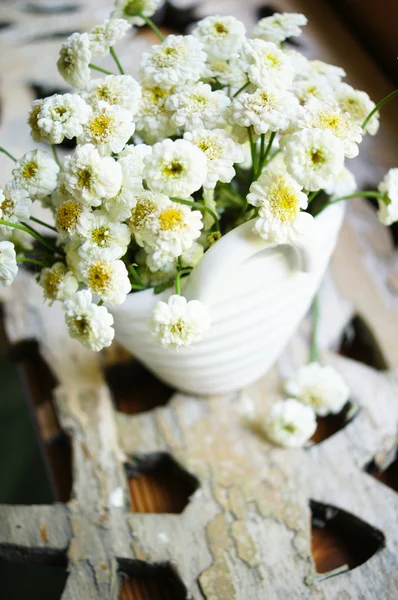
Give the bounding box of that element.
[0,182,32,235]
[63,289,115,351]
[184,129,244,190]
[239,39,294,89]
[285,363,350,417]
[204,56,247,89]
[57,32,92,89]
[39,262,78,305]
[135,85,177,144]
[307,59,346,83]
[304,99,362,158]
[0,241,18,288]
[112,0,164,26]
[166,83,231,132]
[292,77,334,107]
[55,198,90,239]
[151,294,211,350]
[248,168,313,243]
[89,18,131,57]
[264,398,316,448]
[83,75,141,116]
[13,150,59,200]
[282,129,345,191]
[325,166,357,200]
[60,144,122,207]
[146,248,176,273]
[144,139,207,199]
[35,93,92,145]
[80,258,131,305]
[192,15,246,59]
[77,210,131,260]
[180,241,204,268]
[103,144,151,221]
[127,190,168,247]
[230,86,300,135]
[252,12,307,44]
[151,200,203,257]
[28,99,49,144]
[140,35,207,89]
[77,101,135,156]
[334,82,379,136]
[377,168,398,225]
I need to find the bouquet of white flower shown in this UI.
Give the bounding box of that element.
[0,1,397,358]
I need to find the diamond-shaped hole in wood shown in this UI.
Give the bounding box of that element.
[311,401,358,445]
[366,448,398,493]
[339,315,387,371]
[0,560,68,600]
[118,560,187,600]
[310,499,385,575]
[105,360,174,415]
[126,453,199,514]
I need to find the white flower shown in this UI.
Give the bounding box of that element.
[282,129,345,191]
[135,85,177,144]
[55,198,90,239]
[83,75,141,116]
[180,241,204,268]
[77,101,135,156]
[151,294,211,350]
[57,33,92,89]
[230,86,300,135]
[35,93,92,145]
[151,200,203,257]
[166,83,231,132]
[192,15,246,59]
[89,18,131,57]
[103,144,151,220]
[303,99,362,158]
[63,289,115,351]
[60,144,122,206]
[112,0,164,26]
[140,35,207,89]
[239,39,294,89]
[144,139,207,199]
[39,262,78,304]
[325,167,357,200]
[0,241,18,288]
[77,210,131,260]
[377,168,398,225]
[248,168,313,243]
[0,182,32,235]
[81,258,131,305]
[335,82,379,136]
[184,129,244,189]
[13,150,59,200]
[264,398,316,447]
[285,363,350,417]
[127,190,168,247]
[292,77,334,106]
[307,59,345,83]
[252,12,307,44]
[204,56,247,89]
[146,248,176,273]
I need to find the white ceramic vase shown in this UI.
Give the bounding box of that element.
[110,204,345,395]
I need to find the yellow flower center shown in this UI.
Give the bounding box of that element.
[91,225,110,246]
[72,316,91,336]
[264,52,280,68]
[152,46,181,68]
[28,103,43,135]
[0,196,15,218]
[309,148,326,166]
[89,114,114,141]
[170,319,186,335]
[42,266,63,299]
[88,261,112,295]
[54,106,68,118]
[162,160,185,178]
[128,198,157,230]
[123,0,145,17]
[196,138,222,160]
[22,161,38,180]
[269,178,299,222]
[77,167,94,190]
[56,200,82,232]
[214,22,229,35]
[159,208,183,231]
[96,85,117,104]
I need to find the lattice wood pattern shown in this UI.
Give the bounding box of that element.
[1,1,398,599]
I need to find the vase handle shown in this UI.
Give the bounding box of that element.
[183,218,317,305]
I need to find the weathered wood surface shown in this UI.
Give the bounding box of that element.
[1,0,398,599]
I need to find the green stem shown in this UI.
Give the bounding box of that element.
[172,198,220,232]
[362,88,398,130]
[51,145,60,167]
[309,294,320,363]
[258,131,276,175]
[110,46,125,75]
[17,256,47,268]
[323,191,385,213]
[131,283,147,291]
[175,268,192,296]
[128,263,144,287]
[0,219,57,254]
[308,190,320,204]
[140,14,165,41]
[233,80,250,97]
[247,127,257,181]
[98,299,104,306]
[30,216,58,233]
[257,134,265,178]
[0,146,17,162]
[89,63,114,75]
